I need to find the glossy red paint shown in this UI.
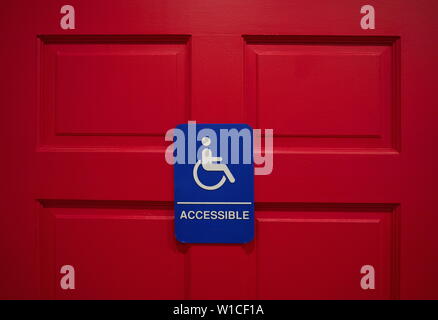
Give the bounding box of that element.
[0,0,437,299]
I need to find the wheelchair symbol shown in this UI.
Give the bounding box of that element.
[193,136,235,191]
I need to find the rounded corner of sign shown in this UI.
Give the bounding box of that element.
[241,235,255,244]
[175,233,187,244]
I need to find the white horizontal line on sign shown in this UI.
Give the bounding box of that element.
[177,202,252,205]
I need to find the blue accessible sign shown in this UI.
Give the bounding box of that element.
[174,123,254,243]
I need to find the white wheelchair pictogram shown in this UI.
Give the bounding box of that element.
[193,136,235,191]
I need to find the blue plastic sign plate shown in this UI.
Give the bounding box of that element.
[174,123,254,243]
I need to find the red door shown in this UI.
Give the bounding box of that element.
[1,1,437,299]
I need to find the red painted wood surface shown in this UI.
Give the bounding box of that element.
[0,0,437,299]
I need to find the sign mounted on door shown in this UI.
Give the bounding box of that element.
[165,122,273,243]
